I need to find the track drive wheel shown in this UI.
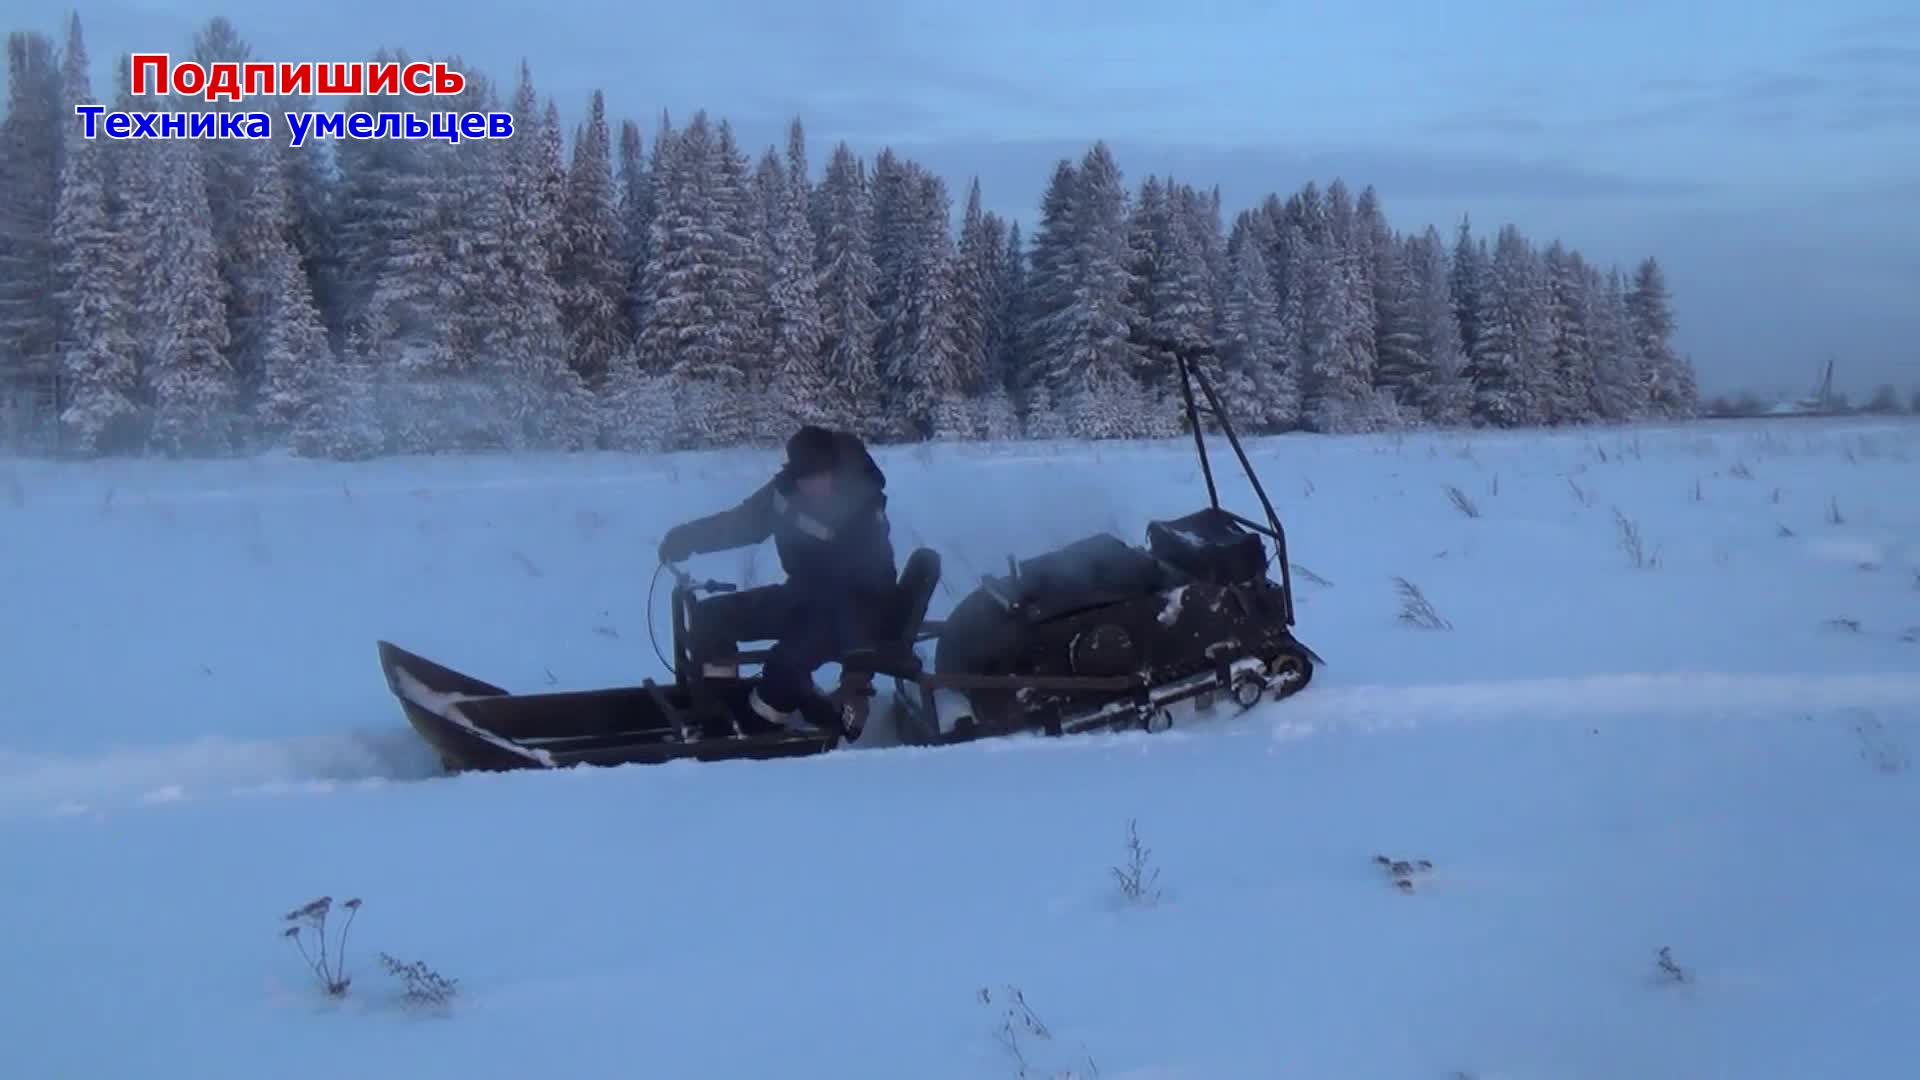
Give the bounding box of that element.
[1266,646,1313,700]
[1230,669,1265,709]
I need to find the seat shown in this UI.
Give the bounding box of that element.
[1146,506,1265,585]
[837,547,941,681]
[890,547,942,644]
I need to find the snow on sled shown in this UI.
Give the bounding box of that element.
[376,342,1321,774]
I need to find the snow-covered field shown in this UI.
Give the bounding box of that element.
[3,416,1918,1079]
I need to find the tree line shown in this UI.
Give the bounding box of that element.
[0,14,1702,460]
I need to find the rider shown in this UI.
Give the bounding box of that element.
[656,425,898,732]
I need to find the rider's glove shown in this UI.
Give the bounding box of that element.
[657,525,694,564]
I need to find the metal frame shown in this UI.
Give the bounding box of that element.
[1168,342,1296,627]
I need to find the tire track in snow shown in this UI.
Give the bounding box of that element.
[5,671,1914,820]
[1260,670,1920,738]
[0,728,442,820]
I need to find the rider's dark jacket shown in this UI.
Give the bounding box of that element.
[671,430,897,600]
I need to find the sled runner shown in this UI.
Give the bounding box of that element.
[376,342,1320,773]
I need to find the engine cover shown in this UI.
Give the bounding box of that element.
[1068,623,1136,678]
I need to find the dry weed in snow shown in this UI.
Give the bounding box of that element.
[1614,509,1657,569]
[283,896,360,997]
[1373,853,1435,893]
[1393,577,1451,630]
[1290,562,1333,587]
[378,952,460,1009]
[508,548,543,577]
[1110,818,1162,907]
[977,985,1100,1079]
[1655,946,1691,984]
[1445,484,1480,518]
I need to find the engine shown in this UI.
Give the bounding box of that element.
[1067,623,1137,678]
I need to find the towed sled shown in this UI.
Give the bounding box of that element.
[377,343,1321,773]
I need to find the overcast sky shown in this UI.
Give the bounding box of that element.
[12,0,1920,398]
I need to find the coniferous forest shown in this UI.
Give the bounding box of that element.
[0,15,1704,460]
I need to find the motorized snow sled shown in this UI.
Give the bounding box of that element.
[376,342,1320,773]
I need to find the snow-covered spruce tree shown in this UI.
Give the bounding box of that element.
[1464,224,1550,428]
[347,60,592,452]
[50,14,141,455]
[879,167,968,440]
[205,91,337,449]
[736,141,782,442]
[243,43,338,347]
[1449,216,1485,379]
[482,66,595,448]
[1409,225,1470,426]
[973,218,1025,439]
[1512,230,1559,421]
[1047,142,1142,440]
[341,62,474,452]
[1627,256,1696,418]
[1583,264,1642,421]
[630,116,684,377]
[1271,221,1310,422]
[1014,158,1082,440]
[327,72,429,338]
[771,119,829,429]
[812,141,882,436]
[184,16,276,428]
[950,181,1009,438]
[796,124,829,267]
[1191,185,1229,346]
[596,346,678,451]
[866,149,910,370]
[1246,194,1287,306]
[130,138,238,455]
[558,89,629,389]
[1145,183,1222,435]
[784,118,811,224]
[236,137,338,446]
[288,350,383,459]
[946,181,993,415]
[615,116,652,351]
[1295,183,1372,432]
[636,112,682,356]
[539,98,567,278]
[715,120,771,442]
[1344,182,1387,389]
[1124,174,1170,376]
[634,112,760,448]
[1120,173,1216,433]
[1542,241,1597,425]
[0,30,64,429]
[752,144,832,433]
[995,220,1026,378]
[1216,216,1298,432]
[1371,234,1428,419]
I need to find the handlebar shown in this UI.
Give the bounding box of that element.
[660,561,737,595]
